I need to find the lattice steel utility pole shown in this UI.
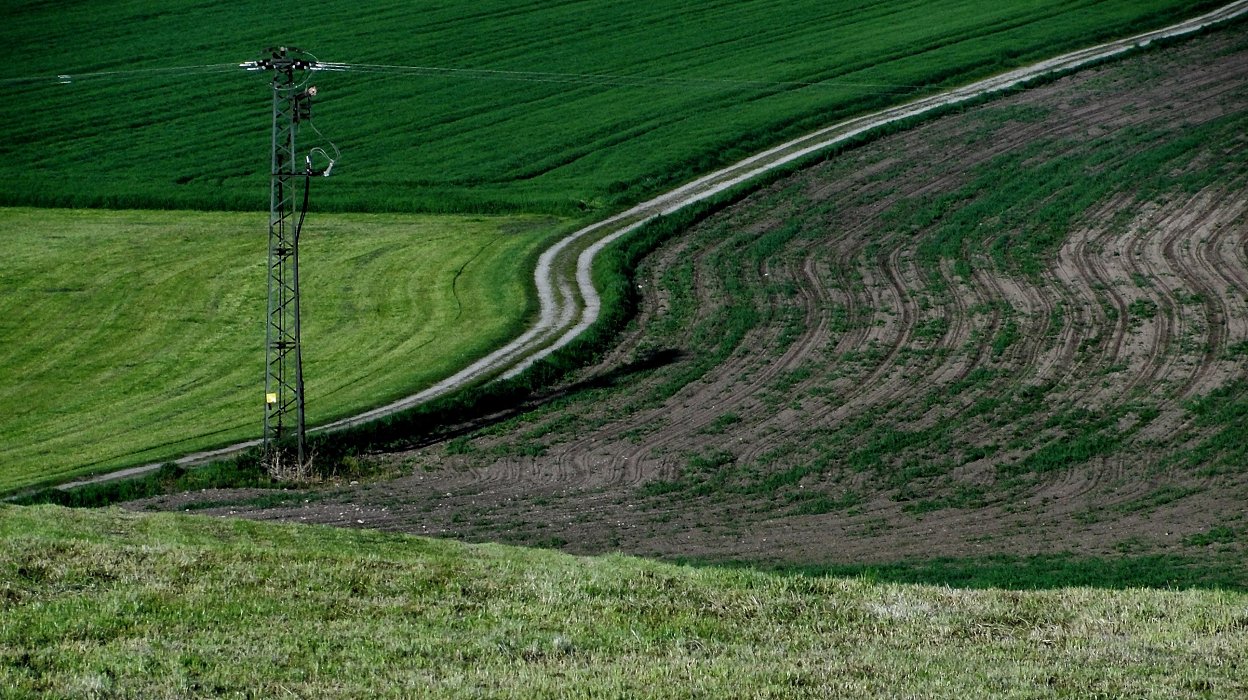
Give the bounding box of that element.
[242,47,330,473]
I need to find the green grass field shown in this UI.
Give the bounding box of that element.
[2,505,1244,698]
[0,208,562,492]
[0,0,1221,214]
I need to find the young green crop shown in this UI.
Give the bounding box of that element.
[0,0,1223,215]
[0,208,563,492]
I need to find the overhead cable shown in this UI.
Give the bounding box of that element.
[334,61,924,92]
[0,62,240,85]
[2,58,922,94]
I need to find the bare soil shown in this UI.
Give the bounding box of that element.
[133,26,1248,570]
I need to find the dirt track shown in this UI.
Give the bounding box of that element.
[136,25,1248,569]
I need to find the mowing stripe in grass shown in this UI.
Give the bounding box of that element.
[0,208,562,492]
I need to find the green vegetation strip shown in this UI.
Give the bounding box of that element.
[0,0,1222,214]
[2,505,1245,698]
[0,208,561,493]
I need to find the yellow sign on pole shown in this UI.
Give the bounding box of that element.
[265,392,278,405]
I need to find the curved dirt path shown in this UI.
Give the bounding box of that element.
[57,0,1248,490]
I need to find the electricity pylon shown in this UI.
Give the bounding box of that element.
[244,46,326,474]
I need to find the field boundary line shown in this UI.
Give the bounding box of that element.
[52,0,1248,491]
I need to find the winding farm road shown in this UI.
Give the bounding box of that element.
[57,0,1248,490]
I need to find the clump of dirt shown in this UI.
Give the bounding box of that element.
[134,26,1248,570]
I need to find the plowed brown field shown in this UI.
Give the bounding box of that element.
[136,26,1248,571]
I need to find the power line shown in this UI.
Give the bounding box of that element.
[0,62,240,85]
[3,58,924,94]
[332,61,926,93]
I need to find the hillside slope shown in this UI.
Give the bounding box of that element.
[3,504,1246,698]
[137,20,1248,575]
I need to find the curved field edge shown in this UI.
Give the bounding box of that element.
[0,210,567,493]
[2,505,1246,699]
[0,0,1233,216]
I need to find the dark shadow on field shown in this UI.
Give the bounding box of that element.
[381,347,687,452]
[673,552,1248,592]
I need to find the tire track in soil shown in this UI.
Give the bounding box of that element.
[1141,198,1205,399]
[1162,191,1247,400]
[605,228,772,487]
[739,249,863,459]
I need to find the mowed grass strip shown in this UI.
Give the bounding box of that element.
[0,0,1223,214]
[1,504,1245,698]
[0,208,560,492]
